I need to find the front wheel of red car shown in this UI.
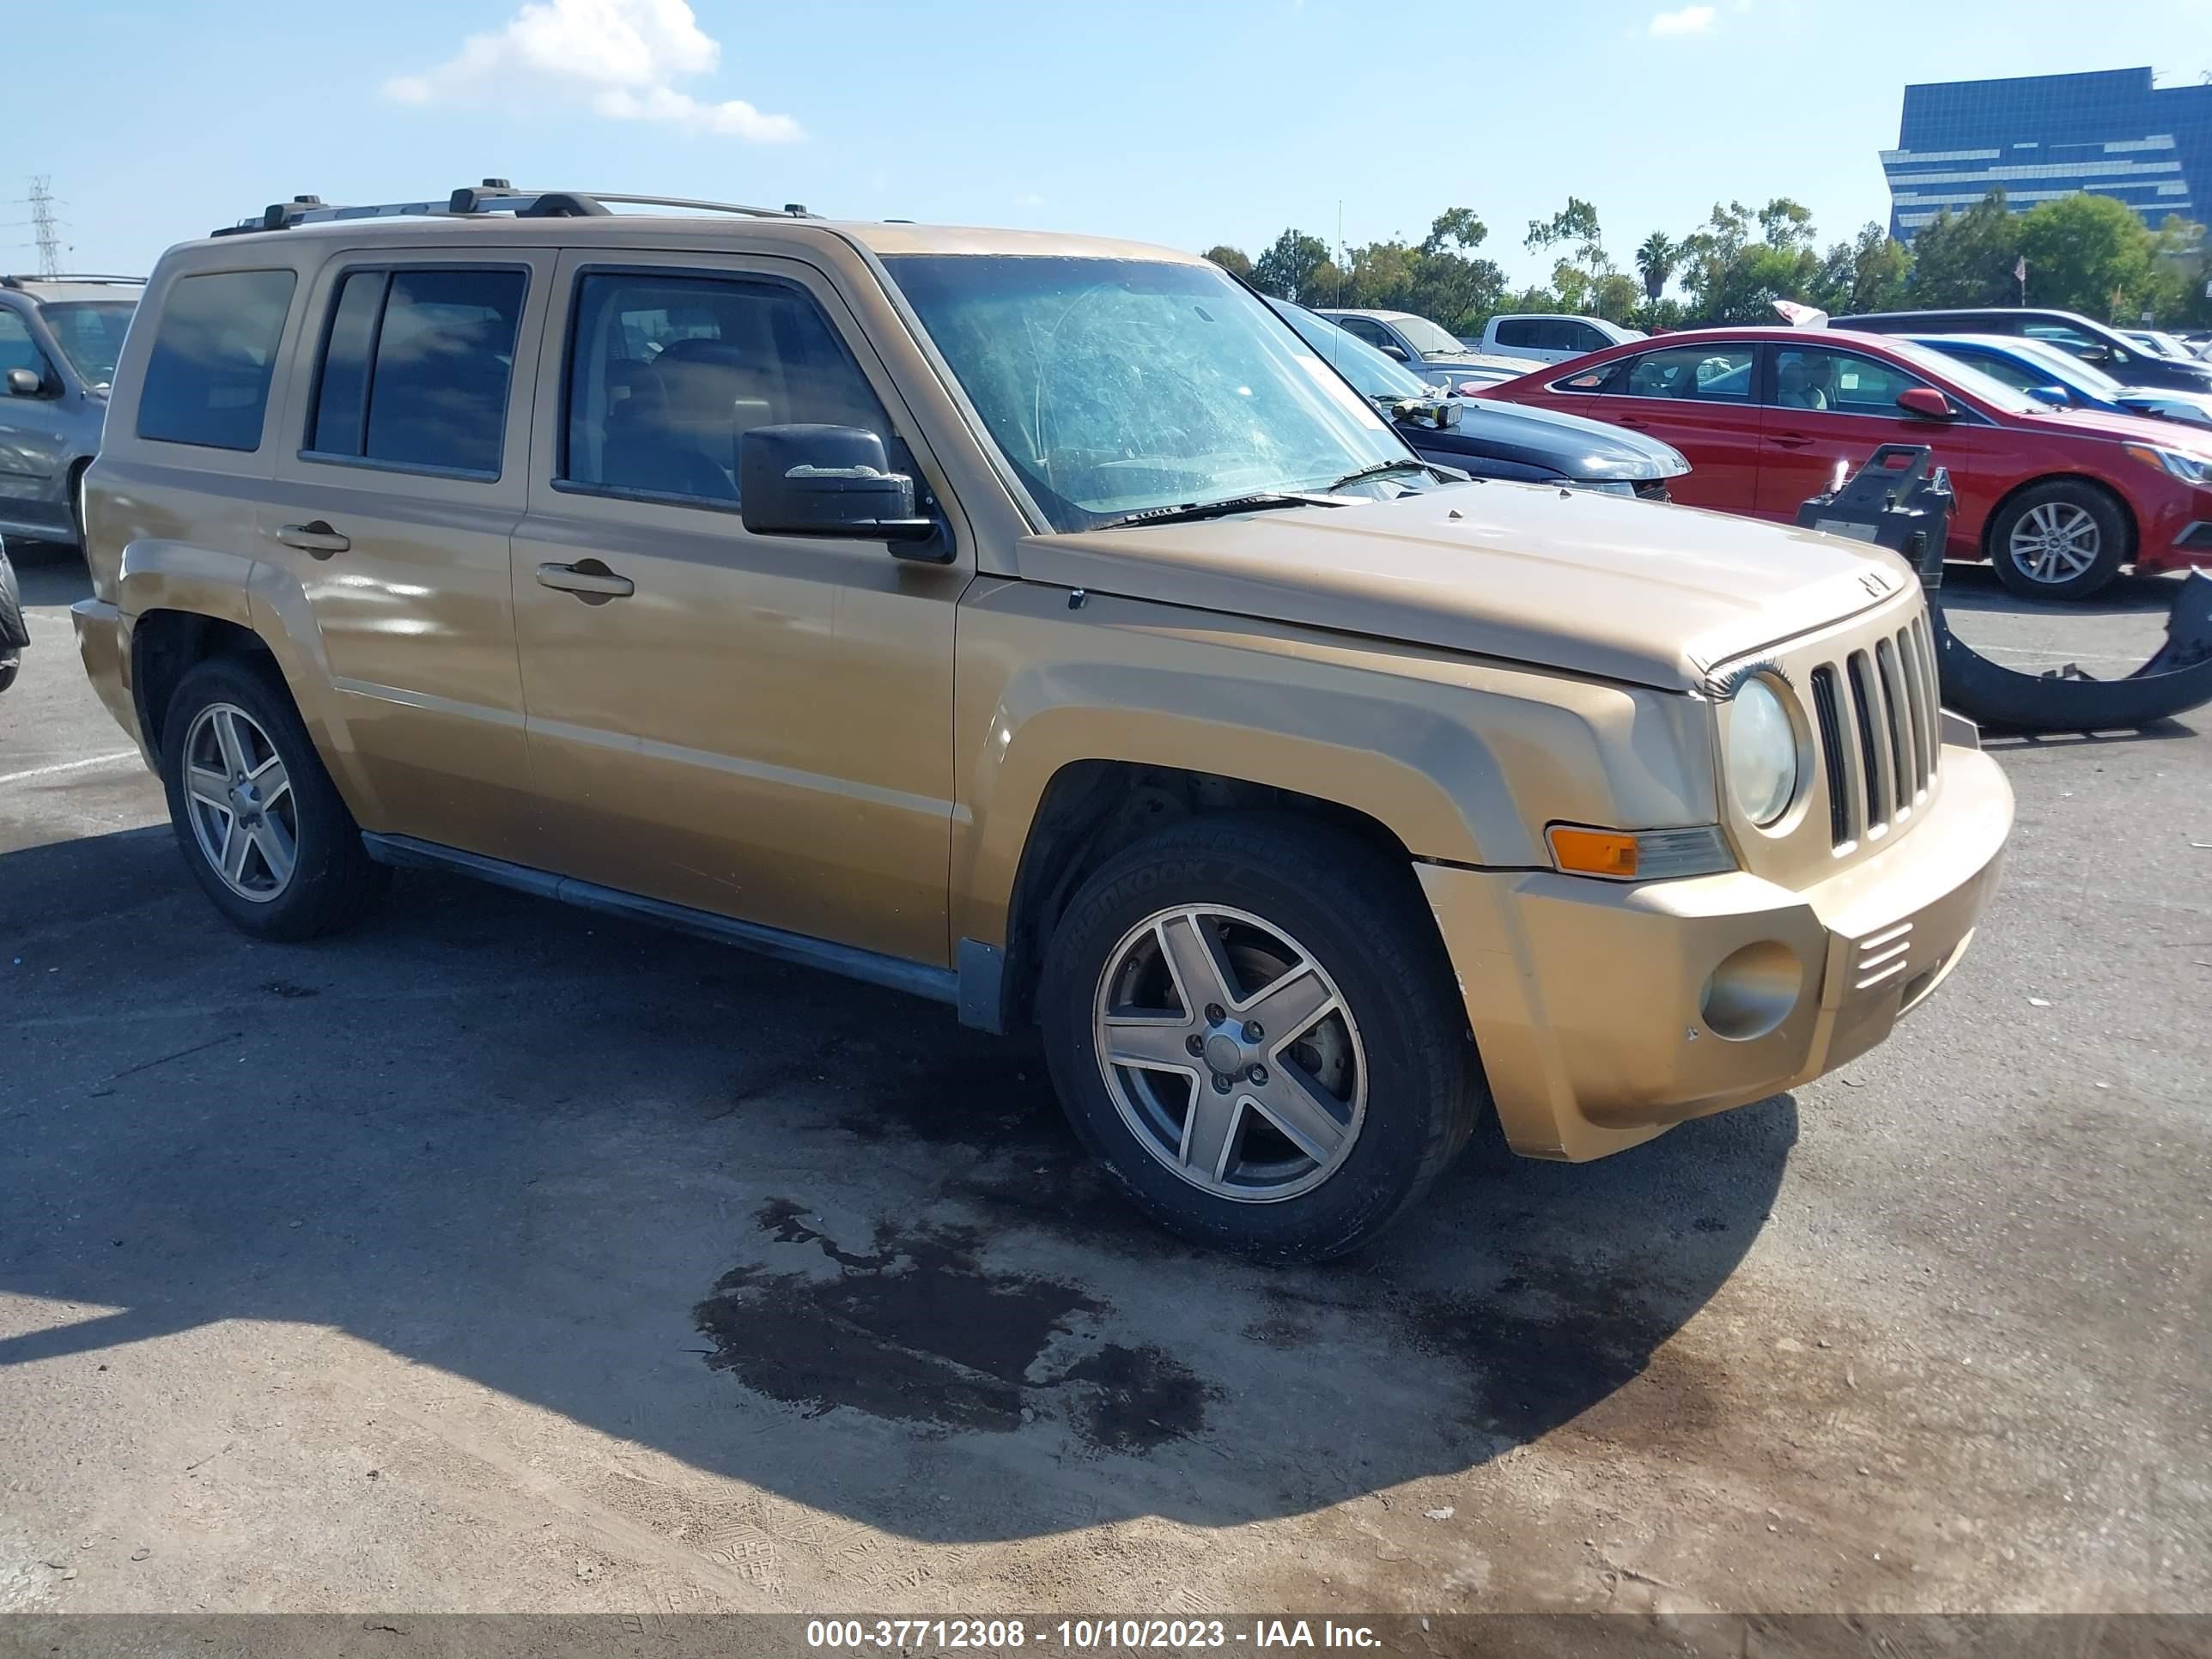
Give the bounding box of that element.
[1987,480,2128,603]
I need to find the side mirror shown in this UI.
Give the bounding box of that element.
[2025,385,2069,407]
[4,368,41,397]
[1378,343,1409,362]
[1896,386,1956,420]
[737,424,944,555]
[2080,345,2113,366]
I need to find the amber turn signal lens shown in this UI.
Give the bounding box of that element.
[1547,827,1640,878]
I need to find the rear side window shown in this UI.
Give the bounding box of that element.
[1494,319,1540,349]
[136,270,295,450]
[561,270,887,507]
[1615,344,1755,402]
[307,267,526,476]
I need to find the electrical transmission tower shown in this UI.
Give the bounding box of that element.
[24,177,63,277]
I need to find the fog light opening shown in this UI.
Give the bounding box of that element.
[1700,940,1804,1042]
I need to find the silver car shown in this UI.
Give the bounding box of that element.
[0,274,141,547]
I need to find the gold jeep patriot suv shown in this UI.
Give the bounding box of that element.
[73,184,2013,1259]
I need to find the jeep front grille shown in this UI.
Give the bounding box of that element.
[1806,615,1941,850]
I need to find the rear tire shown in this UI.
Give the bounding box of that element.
[159,655,388,941]
[1038,814,1485,1261]
[1988,480,2127,602]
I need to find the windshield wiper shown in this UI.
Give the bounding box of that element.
[1328,459,1438,492]
[1092,492,1348,531]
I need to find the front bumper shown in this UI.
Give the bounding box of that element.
[1419,740,2013,1162]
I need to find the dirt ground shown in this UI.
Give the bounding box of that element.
[3,551,2208,1618]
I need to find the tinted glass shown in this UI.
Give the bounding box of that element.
[0,309,43,381]
[361,269,526,474]
[1617,344,1755,401]
[563,271,888,507]
[1773,347,1926,415]
[41,301,135,386]
[137,270,295,450]
[1390,314,1464,356]
[1335,316,1391,348]
[307,270,386,457]
[882,254,1409,533]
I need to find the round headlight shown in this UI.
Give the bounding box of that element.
[1727,678,1799,827]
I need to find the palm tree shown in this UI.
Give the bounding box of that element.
[1635,232,1677,304]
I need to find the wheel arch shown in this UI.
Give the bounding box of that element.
[982,759,1440,1036]
[131,608,278,769]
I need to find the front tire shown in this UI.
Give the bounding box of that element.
[1988,480,2127,602]
[159,655,387,941]
[1039,815,1485,1261]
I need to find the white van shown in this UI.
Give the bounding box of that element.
[1479,314,1644,364]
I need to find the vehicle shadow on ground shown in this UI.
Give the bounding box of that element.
[0,826,1796,1543]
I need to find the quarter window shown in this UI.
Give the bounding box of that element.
[1613,344,1755,402]
[561,270,888,507]
[137,270,295,451]
[307,267,526,476]
[1772,347,1926,416]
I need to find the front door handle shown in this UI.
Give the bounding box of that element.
[536,560,635,600]
[276,520,350,556]
[1616,414,1650,428]
[1770,432,1814,450]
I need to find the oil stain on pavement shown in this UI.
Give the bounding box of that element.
[694,1199,1211,1452]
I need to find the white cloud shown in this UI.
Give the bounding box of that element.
[385,0,802,143]
[1648,4,1718,34]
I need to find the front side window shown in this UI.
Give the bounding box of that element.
[562,270,888,507]
[881,255,1408,533]
[1613,344,1755,402]
[1772,347,1925,416]
[0,308,46,384]
[40,301,136,388]
[137,270,295,451]
[1334,315,1393,349]
[307,267,526,476]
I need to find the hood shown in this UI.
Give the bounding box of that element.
[1018,484,1914,689]
[1409,398,1691,482]
[2007,401,2212,458]
[2113,387,2212,429]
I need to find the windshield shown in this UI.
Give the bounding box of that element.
[881,255,1410,533]
[1387,314,1467,356]
[2006,339,2124,397]
[1268,301,1431,400]
[1882,337,2047,416]
[40,301,136,387]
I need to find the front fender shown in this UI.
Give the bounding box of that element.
[948,580,1718,951]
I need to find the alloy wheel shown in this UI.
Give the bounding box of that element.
[1091,904,1366,1203]
[2007,501,2101,585]
[182,702,299,902]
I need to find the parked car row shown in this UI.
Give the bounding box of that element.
[1486,320,2212,601]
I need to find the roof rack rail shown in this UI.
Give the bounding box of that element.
[212,180,817,237]
[0,272,147,288]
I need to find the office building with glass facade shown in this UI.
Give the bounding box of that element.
[1881,67,2209,241]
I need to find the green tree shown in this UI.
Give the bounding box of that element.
[1422,208,1488,256]
[1250,229,1334,303]
[1677,200,1826,324]
[1903,189,2021,307]
[2014,191,2155,319]
[1813,222,1911,316]
[1634,231,1677,303]
[1526,197,1612,310]
[1202,244,1253,282]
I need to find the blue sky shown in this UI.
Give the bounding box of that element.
[13,0,2212,285]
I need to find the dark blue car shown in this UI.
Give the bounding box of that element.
[1267,299,1691,498]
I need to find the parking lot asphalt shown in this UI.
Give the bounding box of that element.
[2,549,2208,1616]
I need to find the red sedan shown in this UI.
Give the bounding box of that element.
[1485,326,2212,601]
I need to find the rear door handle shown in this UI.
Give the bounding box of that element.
[276,520,350,556]
[536,561,635,599]
[1770,433,1814,449]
